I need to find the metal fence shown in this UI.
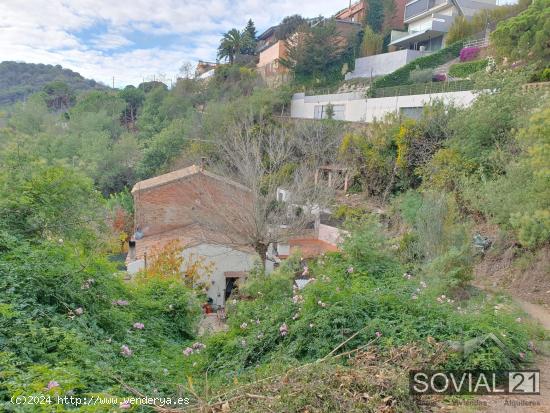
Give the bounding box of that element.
[463,37,489,49]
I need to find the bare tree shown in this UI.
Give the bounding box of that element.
[179,61,194,79]
[195,122,335,266]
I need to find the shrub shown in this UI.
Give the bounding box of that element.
[531,67,550,82]
[510,210,550,249]
[409,68,433,83]
[461,105,550,246]
[459,47,481,62]
[394,190,471,264]
[360,25,383,57]
[426,246,474,289]
[449,59,488,78]
[491,0,550,64]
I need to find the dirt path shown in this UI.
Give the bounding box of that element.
[516,298,550,331]
[197,313,228,336]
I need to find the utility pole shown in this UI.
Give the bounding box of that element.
[112,76,115,89]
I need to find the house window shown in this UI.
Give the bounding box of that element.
[314,104,346,120]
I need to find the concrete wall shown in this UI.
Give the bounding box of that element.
[346,49,430,79]
[182,244,256,308]
[291,90,477,123]
[127,243,256,308]
[318,224,344,246]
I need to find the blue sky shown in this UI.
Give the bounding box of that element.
[0,0,347,87]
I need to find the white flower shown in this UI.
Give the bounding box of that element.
[240,322,248,330]
[411,294,418,300]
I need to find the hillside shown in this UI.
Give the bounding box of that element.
[0,61,107,105]
[1,1,549,411]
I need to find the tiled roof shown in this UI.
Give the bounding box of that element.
[289,238,339,258]
[131,165,249,193]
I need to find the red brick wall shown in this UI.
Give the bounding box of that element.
[133,173,250,238]
[384,0,407,31]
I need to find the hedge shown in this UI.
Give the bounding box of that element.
[448,59,488,78]
[371,79,474,98]
[369,41,464,94]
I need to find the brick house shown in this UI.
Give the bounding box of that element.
[127,165,256,308]
[128,164,347,306]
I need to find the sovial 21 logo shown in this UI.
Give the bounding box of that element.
[409,370,540,395]
[410,334,540,395]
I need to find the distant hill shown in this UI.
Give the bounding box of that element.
[0,61,108,106]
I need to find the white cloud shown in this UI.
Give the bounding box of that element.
[90,33,134,50]
[0,0,351,86]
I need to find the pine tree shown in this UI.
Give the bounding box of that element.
[242,20,258,55]
[245,19,257,40]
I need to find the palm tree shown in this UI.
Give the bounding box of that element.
[217,29,254,64]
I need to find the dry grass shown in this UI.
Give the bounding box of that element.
[154,343,450,413]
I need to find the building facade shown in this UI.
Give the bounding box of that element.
[389,0,497,51]
[127,165,257,308]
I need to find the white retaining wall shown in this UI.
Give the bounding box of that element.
[290,90,477,123]
[345,49,430,80]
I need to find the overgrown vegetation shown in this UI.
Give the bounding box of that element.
[448,59,488,78]
[1,6,549,412]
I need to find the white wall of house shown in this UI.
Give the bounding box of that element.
[291,90,477,123]
[181,243,256,308]
[127,243,256,308]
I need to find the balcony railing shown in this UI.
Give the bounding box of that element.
[405,0,447,21]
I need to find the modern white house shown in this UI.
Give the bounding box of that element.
[389,0,497,51]
[290,90,477,122]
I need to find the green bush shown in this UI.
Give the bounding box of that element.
[192,218,537,378]
[369,41,463,93]
[510,210,550,249]
[409,68,434,83]
[491,0,550,64]
[448,59,488,78]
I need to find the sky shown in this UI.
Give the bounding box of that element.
[0,0,350,87]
